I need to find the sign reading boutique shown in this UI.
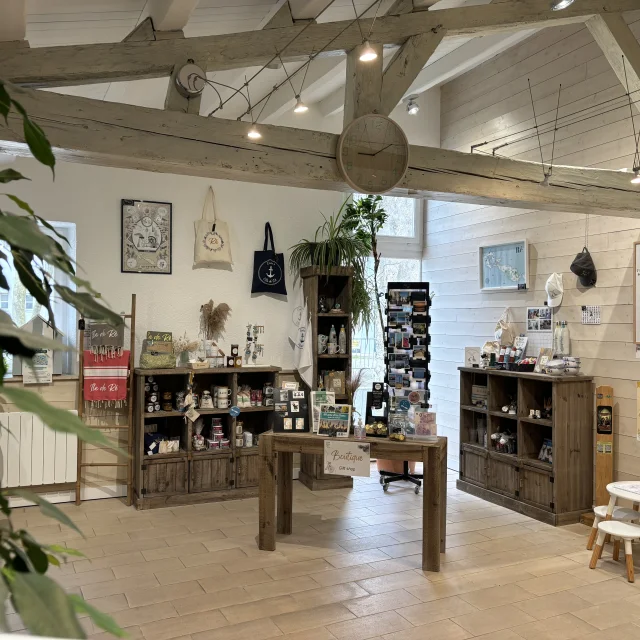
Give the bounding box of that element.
[323,440,370,477]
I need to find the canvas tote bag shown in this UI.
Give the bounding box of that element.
[251,222,287,295]
[193,187,232,266]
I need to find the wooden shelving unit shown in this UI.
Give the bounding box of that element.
[133,366,280,509]
[298,266,354,491]
[457,367,593,525]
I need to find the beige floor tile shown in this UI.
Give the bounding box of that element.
[112,557,184,580]
[164,530,229,547]
[191,618,282,640]
[397,595,478,625]
[511,612,599,640]
[155,562,228,585]
[244,575,320,599]
[356,570,428,594]
[326,549,391,568]
[125,580,204,607]
[173,587,255,616]
[140,610,229,640]
[72,551,145,574]
[459,583,534,609]
[180,548,247,568]
[71,533,133,551]
[292,582,369,608]
[344,588,421,618]
[89,624,143,640]
[564,566,616,584]
[273,603,355,634]
[382,619,471,640]
[308,564,387,588]
[199,568,273,593]
[281,627,338,640]
[58,568,116,589]
[516,572,588,596]
[84,593,130,615]
[452,603,536,636]
[571,599,640,630]
[569,578,639,604]
[470,631,522,640]
[112,601,178,628]
[581,622,640,639]
[221,594,301,625]
[222,552,290,574]
[517,557,583,578]
[81,574,160,600]
[514,592,591,620]
[327,611,413,640]
[100,537,169,556]
[143,542,209,561]
[264,558,334,580]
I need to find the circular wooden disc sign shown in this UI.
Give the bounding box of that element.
[337,114,410,194]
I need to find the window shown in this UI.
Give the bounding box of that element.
[348,194,425,420]
[1,222,77,376]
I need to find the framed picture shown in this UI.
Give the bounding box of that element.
[479,240,528,292]
[310,391,336,433]
[121,199,172,274]
[317,404,351,438]
[526,306,552,332]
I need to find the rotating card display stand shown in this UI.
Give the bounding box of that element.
[382,282,432,491]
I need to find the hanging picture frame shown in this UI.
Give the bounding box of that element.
[479,240,528,292]
[121,199,172,275]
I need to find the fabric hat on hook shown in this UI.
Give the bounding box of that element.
[545,273,563,308]
[570,247,597,287]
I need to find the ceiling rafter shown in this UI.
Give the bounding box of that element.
[2,0,636,88]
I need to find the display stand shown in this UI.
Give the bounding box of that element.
[298,266,353,491]
[133,366,279,509]
[75,293,136,506]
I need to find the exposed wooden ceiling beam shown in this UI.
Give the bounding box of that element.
[146,0,200,32]
[587,12,640,97]
[380,29,446,115]
[1,85,638,216]
[264,2,295,29]
[3,0,637,87]
[122,17,158,43]
[344,43,383,125]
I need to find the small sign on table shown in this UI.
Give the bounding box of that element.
[323,440,370,477]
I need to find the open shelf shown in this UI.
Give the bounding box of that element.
[237,406,274,413]
[489,410,517,420]
[461,442,486,455]
[318,312,349,318]
[318,354,349,359]
[461,404,487,414]
[521,457,553,473]
[489,450,518,464]
[519,416,553,428]
[191,449,231,457]
[144,451,187,460]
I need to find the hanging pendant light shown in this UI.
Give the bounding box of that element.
[247,126,261,140]
[293,95,308,113]
[550,0,575,9]
[631,168,640,184]
[359,40,378,62]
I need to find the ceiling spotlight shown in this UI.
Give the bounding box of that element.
[359,40,378,62]
[632,168,640,184]
[550,0,575,10]
[293,96,308,113]
[406,97,419,116]
[247,126,262,140]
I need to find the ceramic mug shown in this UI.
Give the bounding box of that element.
[327,343,338,355]
[216,398,230,409]
[318,334,328,354]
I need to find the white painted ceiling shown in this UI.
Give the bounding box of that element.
[22,0,533,124]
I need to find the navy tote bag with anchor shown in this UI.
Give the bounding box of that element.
[251,223,287,295]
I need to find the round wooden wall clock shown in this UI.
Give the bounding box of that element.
[337,114,410,194]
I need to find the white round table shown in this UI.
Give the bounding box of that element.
[605,481,640,518]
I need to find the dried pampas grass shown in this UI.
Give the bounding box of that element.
[200,300,231,340]
[346,369,367,405]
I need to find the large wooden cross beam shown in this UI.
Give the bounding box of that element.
[1,85,638,217]
[1,0,637,87]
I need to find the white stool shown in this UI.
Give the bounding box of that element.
[586,505,639,550]
[589,520,640,582]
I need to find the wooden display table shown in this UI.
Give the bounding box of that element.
[258,431,448,571]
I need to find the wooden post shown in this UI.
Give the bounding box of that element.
[440,439,447,553]
[75,320,85,505]
[277,451,293,535]
[258,433,276,550]
[423,445,441,572]
[343,42,383,126]
[595,385,613,507]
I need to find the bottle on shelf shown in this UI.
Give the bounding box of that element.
[338,325,347,354]
[329,325,337,351]
[553,321,561,355]
[558,320,571,356]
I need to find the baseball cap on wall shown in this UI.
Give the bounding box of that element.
[545,272,563,308]
[570,247,597,287]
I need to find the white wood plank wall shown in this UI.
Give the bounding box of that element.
[429,11,640,478]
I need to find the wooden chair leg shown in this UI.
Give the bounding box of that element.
[624,539,634,583]
[590,531,606,569]
[613,539,620,561]
[587,517,600,550]
[598,537,606,559]
[605,534,611,545]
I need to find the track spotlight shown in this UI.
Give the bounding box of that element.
[550,0,575,10]
[359,41,378,62]
[247,126,262,140]
[293,96,308,113]
[632,168,640,184]
[406,97,419,116]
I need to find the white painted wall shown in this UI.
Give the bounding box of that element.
[430,16,640,479]
[9,157,343,369]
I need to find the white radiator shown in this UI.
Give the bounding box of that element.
[0,411,78,488]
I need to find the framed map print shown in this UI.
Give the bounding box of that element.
[479,240,528,292]
[121,199,172,274]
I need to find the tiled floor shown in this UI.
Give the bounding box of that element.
[8,468,640,639]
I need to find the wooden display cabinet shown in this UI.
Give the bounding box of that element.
[134,366,279,509]
[458,367,593,525]
[298,266,354,491]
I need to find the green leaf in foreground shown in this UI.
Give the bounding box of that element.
[55,286,124,326]
[7,489,83,536]
[0,309,70,352]
[0,387,127,454]
[0,576,8,631]
[69,595,126,638]
[6,570,85,638]
[0,169,27,184]
[45,545,85,559]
